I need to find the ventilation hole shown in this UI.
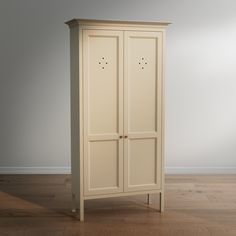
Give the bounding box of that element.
[139,62,141,64]
[145,62,147,64]
[142,67,144,69]
[106,62,108,64]
[142,58,144,60]
[102,57,104,59]
[102,67,105,69]
[99,62,101,64]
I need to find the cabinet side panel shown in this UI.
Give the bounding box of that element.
[161,30,166,200]
[70,26,80,195]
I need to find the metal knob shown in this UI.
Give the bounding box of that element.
[119,135,123,139]
[124,135,128,138]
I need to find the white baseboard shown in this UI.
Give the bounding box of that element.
[166,167,236,174]
[0,166,236,174]
[0,167,71,174]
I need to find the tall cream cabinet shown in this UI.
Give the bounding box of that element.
[66,19,170,221]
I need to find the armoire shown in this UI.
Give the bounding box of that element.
[66,19,170,221]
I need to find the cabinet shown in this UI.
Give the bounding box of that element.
[66,19,170,221]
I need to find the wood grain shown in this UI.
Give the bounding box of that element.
[0,174,236,235]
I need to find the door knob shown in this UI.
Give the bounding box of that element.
[119,135,123,139]
[124,135,128,138]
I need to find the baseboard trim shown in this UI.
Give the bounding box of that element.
[166,167,236,174]
[0,166,236,174]
[0,167,71,174]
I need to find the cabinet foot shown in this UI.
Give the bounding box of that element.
[71,193,84,221]
[72,193,77,212]
[147,194,152,205]
[80,198,84,221]
[160,192,164,212]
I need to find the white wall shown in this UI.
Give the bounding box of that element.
[0,0,236,174]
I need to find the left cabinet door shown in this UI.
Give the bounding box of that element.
[83,30,124,196]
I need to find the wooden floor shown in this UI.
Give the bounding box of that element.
[0,175,236,236]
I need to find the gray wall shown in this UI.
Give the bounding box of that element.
[1,0,236,174]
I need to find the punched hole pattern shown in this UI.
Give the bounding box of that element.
[138,57,148,69]
[98,57,108,69]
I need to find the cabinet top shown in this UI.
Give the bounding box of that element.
[65,18,171,28]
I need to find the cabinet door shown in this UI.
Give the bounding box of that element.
[124,31,163,192]
[83,30,124,196]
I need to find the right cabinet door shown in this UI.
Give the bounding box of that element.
[124,31,163,192]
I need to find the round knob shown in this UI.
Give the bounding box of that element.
[119,135,123,139]
[124,135,128,138]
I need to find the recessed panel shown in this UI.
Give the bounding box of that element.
[88,36,119,134]
[128,138,156,186]
[128,37,157,132]
[89,140,119,190]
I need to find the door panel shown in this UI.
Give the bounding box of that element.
[88,35,119,134]
[83,30,124,196]
[128,37,157,132]
[89,140,119,189]
[128,138,156,186]
[124,31,163,192]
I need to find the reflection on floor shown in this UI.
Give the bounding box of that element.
[0,174,236,236]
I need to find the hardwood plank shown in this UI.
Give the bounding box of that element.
[0,174,236,235]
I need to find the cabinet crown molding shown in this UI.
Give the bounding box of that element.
[65,18,171,28]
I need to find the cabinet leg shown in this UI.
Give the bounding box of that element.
[160,192,164,212]
[71,193,84,221]
[147,194,152,205]
[80,197,84,221]
[72,193,77,213]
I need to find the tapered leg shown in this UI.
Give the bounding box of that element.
[160,192,164,212]
[72,193,77,213]
[80,197,84,221]
[72,193,84,221]
[147,194,152,205]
